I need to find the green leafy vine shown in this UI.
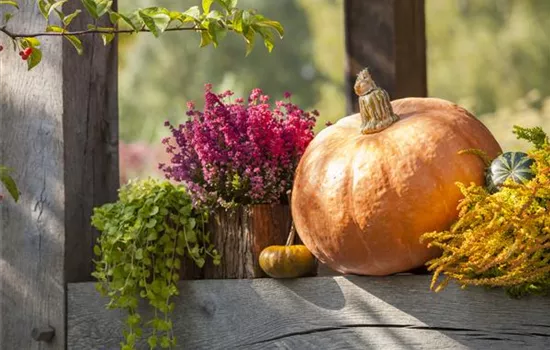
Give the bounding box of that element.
[0,0,284,70]
[91,178,220,349]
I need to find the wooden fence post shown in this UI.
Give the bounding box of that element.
[0,2,118,349]
[344,0,427,114]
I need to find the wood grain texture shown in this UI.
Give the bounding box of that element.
[68,275,550,349]
[1,3,65,349]
[203,204,292,279]
[344,0,427,114]
[63,1,119,283]
[0,2,118,349]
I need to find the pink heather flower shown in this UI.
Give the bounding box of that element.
[283,91,292,99]
[160,85,318,208]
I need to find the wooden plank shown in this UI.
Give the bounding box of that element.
[68,276,550,349]
[344,0,427,114]
[0,3,118,350]
[0,4,66,349]
[62,0,119,283]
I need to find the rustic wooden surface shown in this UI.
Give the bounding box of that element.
[1,4,65,349]
[63,1,119,283]
[0,2,117,350]
[68,275,550,349]
[344,0,427,114]
[203,204,292,279]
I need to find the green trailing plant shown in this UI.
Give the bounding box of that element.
[421,126,550,298]
[0,0,284,70]
[91,178,220,349]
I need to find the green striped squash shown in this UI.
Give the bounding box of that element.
[486,151,535,193]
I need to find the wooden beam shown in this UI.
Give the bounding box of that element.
[344,0,427,114]
[62,1,119,284]
[0,2,118,349]
[68,276,550,349]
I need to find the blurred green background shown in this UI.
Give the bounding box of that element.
[118,0,550,182]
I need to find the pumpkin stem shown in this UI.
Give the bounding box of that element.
[354,68,400,134]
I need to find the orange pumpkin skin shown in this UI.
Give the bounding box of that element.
[291,97,502,276]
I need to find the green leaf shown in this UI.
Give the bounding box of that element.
[242,9,252,25]
[147,336,158,348]
[199,29,212,47]
[135,248,143,260]
[22,37,40,48]
[202,0,214,13]
[46,25,63,33]
[81,0,98,19]
[93,245,102,256]
[256,26,274,52]
[206,10,223,21]
[146,230,158,241]
[117,12,140,31]
[37,0,50,19]
[0,1,19,9]
[186,230,197,243]
[149,205,159,216]
[232,9,243,33]
[145,218,157,228]
[195,257,205,268]
[256,19,284,38]
[26,47,42,71]
[65,35,83,55]
[95,0,112,18]
[63,9,81,27]
[243,27,255,56]
[138,8,171,37]
[48,0,67,18]
[214,0,237,12]
[81,0,112,19]
[0,168,19,201]
[183,6,200,21]
[101,33,115,45]
[160,335,171,348]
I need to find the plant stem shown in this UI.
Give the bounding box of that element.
[285,223,296,246]
[285,189,295,246]
[0,25,201,39]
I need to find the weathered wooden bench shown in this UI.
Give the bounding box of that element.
[68,275,550,349]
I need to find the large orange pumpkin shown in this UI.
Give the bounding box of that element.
[291,68,502,276]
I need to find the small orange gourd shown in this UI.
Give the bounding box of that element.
[259,223,317,279]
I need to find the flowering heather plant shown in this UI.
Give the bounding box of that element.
[160,84,317,208]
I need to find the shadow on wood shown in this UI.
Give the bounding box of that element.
[68,276,550,349]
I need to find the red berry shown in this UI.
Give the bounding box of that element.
[19,51,24,56]
[22,55,28,61]
[0,45,3,52]
[23,47,33,56]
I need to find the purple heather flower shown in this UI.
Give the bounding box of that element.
[160,85,317,208]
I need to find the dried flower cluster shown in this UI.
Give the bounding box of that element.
[160,84,317,208]
[421,126,550,297]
